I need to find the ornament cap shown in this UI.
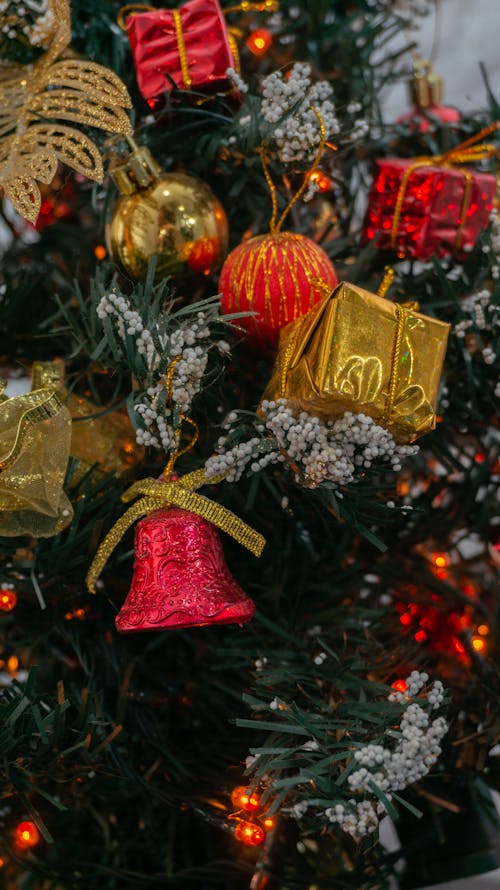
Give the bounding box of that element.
[110,137,162,194]
[408,60,443,108]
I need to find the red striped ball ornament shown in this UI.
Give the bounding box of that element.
[219,231,337,349]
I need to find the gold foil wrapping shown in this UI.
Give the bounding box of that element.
[262,281,450,444]
[0,380,73,538]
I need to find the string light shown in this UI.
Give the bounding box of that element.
[471,636,486,653]
[432,553,448,568]
[94,244,106,260]
[64,605,90,621]
[234,820,266,846]
[308,169,332,193]
[477,624,489,636]
[7,655,18,673]
[231,786,261,812]
[246,29,272,56]
[391,678,408,693]
[263,817,274,829]
[0,588,17,612]
[15,821,40,850]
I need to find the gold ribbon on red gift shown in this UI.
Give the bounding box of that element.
[390,122,499,253]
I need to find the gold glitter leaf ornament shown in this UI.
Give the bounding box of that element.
[0,0,132,223]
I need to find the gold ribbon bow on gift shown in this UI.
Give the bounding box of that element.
[391,122,499,252]
[86,468,265,593]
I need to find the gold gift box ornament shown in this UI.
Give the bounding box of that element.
[262,281,450,444]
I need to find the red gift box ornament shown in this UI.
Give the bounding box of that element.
[363,123,498,261]
[121,0,237,101]
[121,0,278,103]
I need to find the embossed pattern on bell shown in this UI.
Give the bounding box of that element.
[115,508,255,632]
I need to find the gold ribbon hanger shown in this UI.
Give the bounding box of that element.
[390,122,499,252]
[260,106,328,235]
[86,357,265,594]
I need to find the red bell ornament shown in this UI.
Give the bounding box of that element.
[86,470,265,632]
[219,231,337,349]
[116,507,255,631]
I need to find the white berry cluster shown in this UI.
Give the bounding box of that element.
[325,799,382,838]
[325,673,448,839]
[96,290,230,453]
[454,287,498,368]
[261,63,340,164]
[226,67,249,95]
[1,0,55,48]
[205,399,417,488]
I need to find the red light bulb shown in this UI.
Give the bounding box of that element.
[15,821,40,850]
[231,786,261,812]
[309,169,332,193]
[246,29,272,56]
[234,820,265,846]
[0,588,17,612]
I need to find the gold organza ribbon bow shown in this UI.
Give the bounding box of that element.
[86,469,265,593]
[391,122,499,251]
[0,364,73,538]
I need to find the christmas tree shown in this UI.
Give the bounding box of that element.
[0,1,498,888]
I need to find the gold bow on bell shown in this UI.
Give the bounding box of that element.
[390,122,499,251]
[86,469,265,594]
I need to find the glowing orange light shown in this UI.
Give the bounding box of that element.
[391,679,408,693]
[65,605,89,622]
[432,553,448,568]
[414,630,427,643]
[309,169,332,193]
[263,817,274,829]
[15,821,40,850]
[231,786,261,812]
[0,588,17,612]
[7,655,18,673]
[246,28,272,56]
[477,624,489,636]
[0,856,4,867]
[234,820,265,846]
[94,244,106,260]
[472,636,486,653]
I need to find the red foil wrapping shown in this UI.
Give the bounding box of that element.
[362,158,496,261]
[126,0,237,101]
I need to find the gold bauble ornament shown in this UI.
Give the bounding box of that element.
[106,139,229,286]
